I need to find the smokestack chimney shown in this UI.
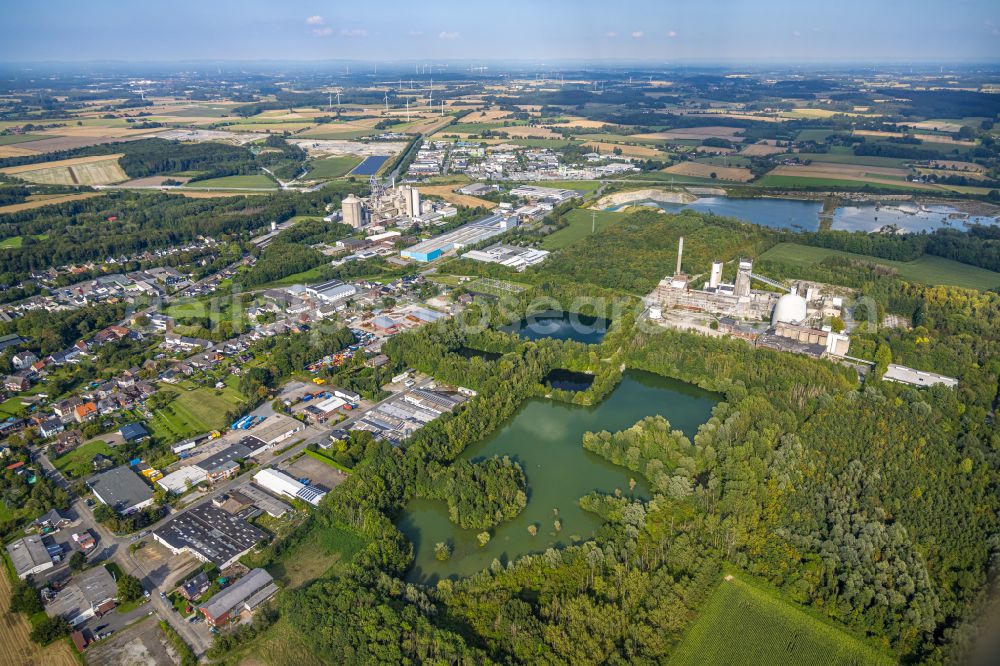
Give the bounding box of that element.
[676,236,684,275]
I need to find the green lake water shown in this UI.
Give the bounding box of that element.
[397,370,719,583]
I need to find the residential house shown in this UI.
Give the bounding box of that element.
[12,351,37,371]
[73,402,98,424]
[4,374,30,392]
[39,417,65,439]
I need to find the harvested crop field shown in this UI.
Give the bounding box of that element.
[0,133,145,154]
[0,570,78,666]
[0,145,40,158]
[0,192,103,214]
[663,162,753,182]
[583,141,665,158]
[740,142,786,156]
[418,185,497,209]
[1,154,128,185]
[482,125,558,139]
[466,110,514,122]
[555,116,620,129]
[635,126,743,141]
[902,120,966,133]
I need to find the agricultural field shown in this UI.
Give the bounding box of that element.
[0,133,48,145]
[0,192,103,214]
[667,574,893,666]
[541,209,628,250]
[663,162,754,182]
[740,142,786,157]
[759,242,1000,290]
[0,571,77,666]
[418,184,497,209]
[583,140,666,158]
[0,154,128,185]
[183,174,277,189]
[634,126,743,141]
[53,440,114,478]
[306,155,362,178]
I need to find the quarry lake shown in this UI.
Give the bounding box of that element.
[612,196,998,233]
[397,370,718,583]
[503,309,610,344]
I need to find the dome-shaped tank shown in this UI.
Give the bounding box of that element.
[771,293,808,325]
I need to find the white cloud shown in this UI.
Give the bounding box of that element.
[606,31,618,38]
[632,31,644,38]
[340,28,369,37]
[409,30,423,36]
[312,26,333,37]
[438,31,459,40]
[305,15,325,26]
[793,30,802,37]
[666,30,678,38]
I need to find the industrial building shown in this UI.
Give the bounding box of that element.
[7,535,56,579]
[245,415,303,452]
[461,243,550,271]
[152,501,266,569]
[199,568,277,627]
[44,566,118,626]
[157,465,209,494]
[648,237,851,359]
[253,468,327,506]
[195,441,252,483]
[883,364,959,388]
[304,280,357,305]
[233,483,292,517]
[340,178,422,228]
[87,465,154,515]
[509,184,582,204]
[649,239,779,320]
[401,213,519,262]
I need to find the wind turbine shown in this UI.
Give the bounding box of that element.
[135,87,145,101]
[336,91,341,106]
[440,100,445,117]
[405,99,410,122]
[384,91,389,113]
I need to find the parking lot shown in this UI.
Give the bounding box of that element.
[280,454,347,492]
[84,615,181,666]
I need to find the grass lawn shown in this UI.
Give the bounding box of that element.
[531,180,602,193]
[53,441,113,479]
[151,383,248,440]
[0,234,48,249]
[668,573,894,666]
[541,209,628,250]
[259,264,329,288]
[263,523,365,589]
[305,155,363,179]
[184,174,277,189]
[215,618,326,666]
[0,396,29,418]
[305,449,352,473]
[754,174,933,191]
[760,242,1000,291]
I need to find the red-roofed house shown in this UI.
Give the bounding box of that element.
[74,402,98,424]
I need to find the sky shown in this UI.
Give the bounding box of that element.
[1,0,998,64]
